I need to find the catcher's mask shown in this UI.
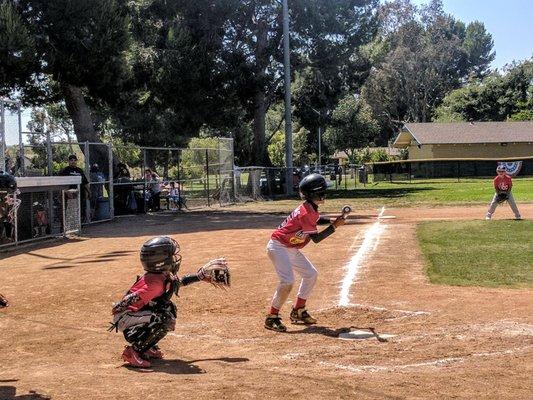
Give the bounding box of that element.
[496,165,506,173]
[140,236,181,274]
[299,173,328,202]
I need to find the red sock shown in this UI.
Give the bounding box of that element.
[269,306,279,315]
[294,297,306,309]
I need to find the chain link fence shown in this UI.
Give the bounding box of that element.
[368,157,533,182]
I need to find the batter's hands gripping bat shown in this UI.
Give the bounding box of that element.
[333,205,352,228]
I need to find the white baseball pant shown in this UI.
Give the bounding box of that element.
[267,239,318,310]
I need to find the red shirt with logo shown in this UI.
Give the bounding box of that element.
[126,273,168,312]
[271,202,319,249]
[494,174,512,192]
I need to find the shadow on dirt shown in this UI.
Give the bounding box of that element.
[125,357,249,374]
[0,386,51,399]
[286,325,352,337]
[41,250,135,270]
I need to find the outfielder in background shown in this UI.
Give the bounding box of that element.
[485,164,522,220]
[265,173,348,332]
[109,236,230,368]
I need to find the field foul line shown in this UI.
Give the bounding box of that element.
[338,206,387,307]
[319,345,533,373]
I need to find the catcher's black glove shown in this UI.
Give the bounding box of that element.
[497,192,509,204]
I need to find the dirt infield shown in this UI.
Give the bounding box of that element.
[1,205,532,399]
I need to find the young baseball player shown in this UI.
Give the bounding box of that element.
[485,165,522,220]
[265,173,346,332]
[109,236,230,368]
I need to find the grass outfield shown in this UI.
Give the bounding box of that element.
[228,177,533,213]
[417,220,533,288]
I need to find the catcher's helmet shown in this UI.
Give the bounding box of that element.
[140,236,181,274]
[0,172,17,192]
[496,164,506,173]
[299,173,328,201]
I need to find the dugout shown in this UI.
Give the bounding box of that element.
[0,176,82,249]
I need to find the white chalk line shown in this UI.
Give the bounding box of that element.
[338,207,387,307]
[315,303,430,318]
[319,344,533,373]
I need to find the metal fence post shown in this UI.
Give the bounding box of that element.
[142,148,147,213]
[176,149,182,211]
[0,101,5,172]
[108,144,114,219]
[46,131,53,176]
[205,148,210,207]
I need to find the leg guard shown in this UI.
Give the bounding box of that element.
[123,311,175,354]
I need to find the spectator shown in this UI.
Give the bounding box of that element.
[59,154,89,221]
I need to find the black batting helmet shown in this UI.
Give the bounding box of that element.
[140,236,181,274]
[0,172,17,192]
[299,173,328,201]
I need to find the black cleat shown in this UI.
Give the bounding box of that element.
[265,314,287,332]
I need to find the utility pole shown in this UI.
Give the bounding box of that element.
[282,0,293,195]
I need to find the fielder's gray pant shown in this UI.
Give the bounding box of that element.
[486,192,521,218]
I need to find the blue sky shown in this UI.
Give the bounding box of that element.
[412,0,533,70]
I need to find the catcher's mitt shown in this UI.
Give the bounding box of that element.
[0,293,8,308]
[197,258,231,289]
[497,192,509,204]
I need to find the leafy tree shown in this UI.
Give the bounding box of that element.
[362,0,495,142]
[1,0,131,168]
[323,95,379,164]
[435,59,533,122]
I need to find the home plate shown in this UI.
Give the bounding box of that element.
[338,330,396,340]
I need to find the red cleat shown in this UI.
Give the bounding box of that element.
[144,346,164,359]
[122,346,151,368]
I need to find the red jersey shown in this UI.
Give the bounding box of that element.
[125,273,170,312]
[494,174,512,192]
[271,202,319,249]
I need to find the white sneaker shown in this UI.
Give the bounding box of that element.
[515,216,522,220]
[485,216,491,220]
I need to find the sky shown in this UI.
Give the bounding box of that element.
[411,0,533,70]
[3,0,532,146]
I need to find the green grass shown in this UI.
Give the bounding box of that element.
[226,177,533,213]
[417,220,533,288]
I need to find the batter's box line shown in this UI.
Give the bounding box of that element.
[314,303,431,318]
[318,344,533,374]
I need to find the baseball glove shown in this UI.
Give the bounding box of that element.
[497,192,509,203]
[0,293,8,308]
[197,258,231,289]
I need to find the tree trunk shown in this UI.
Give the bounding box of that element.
[61,83,113,176]
[251,89,270,166]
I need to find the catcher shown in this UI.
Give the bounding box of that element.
[485,165,522,220]
[109,236,230,368]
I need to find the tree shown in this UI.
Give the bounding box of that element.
[1,0,131,168]
[323,95,379,164]
[362,0,495,142]
[435,59,533,122]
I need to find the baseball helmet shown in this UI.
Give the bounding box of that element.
[140,236,181,274]
[299,173,328,201]
[496,164,506,173]
[0,172,17,192]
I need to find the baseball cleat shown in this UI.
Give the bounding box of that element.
[290,308,317,325]
[122,346,151,368]
[144,346,164,359]
[265,314,287,332]
[485,216,491,220]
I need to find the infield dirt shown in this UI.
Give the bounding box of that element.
[1,205,532,399]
